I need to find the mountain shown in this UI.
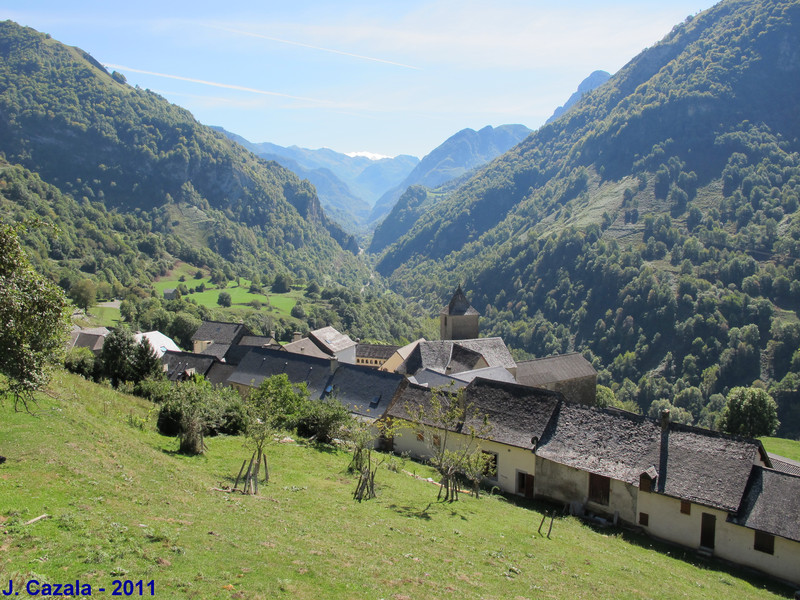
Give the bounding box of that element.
[368,124,532,230]
[546,70,611,124]
[217,129,419,231]
[376,0,800,436]
[0,21,362,280]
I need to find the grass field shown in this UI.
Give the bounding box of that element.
[153,264,306,320]
[760,437,800,462]
[0,373,793,599]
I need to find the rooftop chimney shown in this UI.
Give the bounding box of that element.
[660,409,671,430]
[292,331,302,343]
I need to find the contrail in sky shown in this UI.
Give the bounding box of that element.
[211,25,422,70]
[103,63,332,104]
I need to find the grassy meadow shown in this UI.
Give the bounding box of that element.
[0,372,794,599]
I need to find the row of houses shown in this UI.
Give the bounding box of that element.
[72,288,800,586]
[383,378,800,586]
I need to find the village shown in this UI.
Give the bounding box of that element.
[68,287,800,587]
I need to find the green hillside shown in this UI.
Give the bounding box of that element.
[0,20,359,281]
[0,374,791,599]
[375,0,800,437]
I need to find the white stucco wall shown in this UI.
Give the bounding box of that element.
[533,457,638,524]
[390,422,535,495]
[636,492,800,585]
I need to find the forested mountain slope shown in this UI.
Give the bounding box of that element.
[0,21,361,281]
[368,124,531,235]
[377,0,800,436]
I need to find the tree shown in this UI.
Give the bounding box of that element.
[719,387,779,438]
[405,385,492,502]
[69,278,97,312]
[272,273,293,294]
[241,374,309,494]
[158,376,222,455]
[217,291,232,307]
[99,327,162,387]
[0,223,69,411]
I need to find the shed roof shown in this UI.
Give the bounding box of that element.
[516,353,597,387]
[732,467,800,542]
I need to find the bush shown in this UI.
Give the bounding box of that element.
[64,347,96,379]
[296,397,351,443]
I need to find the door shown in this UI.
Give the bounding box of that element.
[524,474,534,499]
[517,471,534,498]
[701,513,716,549]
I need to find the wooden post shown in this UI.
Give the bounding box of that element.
[538,513,547,535]
[233,460,247,491]
[547,512,554,539]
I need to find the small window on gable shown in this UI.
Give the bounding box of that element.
[416,430,424,442]
[639,512,649,527]
[433,434,441,448]
[588,473,610,506]
[754,531,775,555]
[639,473,652,492]
[680,500,691,515]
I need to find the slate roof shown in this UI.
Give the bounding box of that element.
[536,402,662,486]
[451,366,518,385]
[535,402,765,513]
[455,338,516,370]
[239,335,279,348]
[191,321,249,345]
[68,331,106,353]
[385,378,562,450]
[732,466,800,542]
[441,286,479,316]
[284,338,330,359]
[161,351,217,381]
[227,347,333,398]
[309,326,356,355]
[206,362,236,386]
[767,454,800,477]
[657,424,763,512]
[515,353,597,387]
[409,369,468,390]
[397,338,515,376]
[200,343,233,361]
[356,343,400,360]
[325,363,405,419]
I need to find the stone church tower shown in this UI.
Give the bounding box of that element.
[440,286,480,340]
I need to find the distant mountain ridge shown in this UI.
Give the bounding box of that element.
[368,124,532,229]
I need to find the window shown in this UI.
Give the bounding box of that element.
[588,473,610,505]
[639,512,649,527]
[432,434,441,448]
[482,451,498,479]
[754,531,775,555]
[416,431,424,442]
[680,500,691,515]
[639,473,652,492]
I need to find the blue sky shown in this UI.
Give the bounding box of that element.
[5,1,717,159]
